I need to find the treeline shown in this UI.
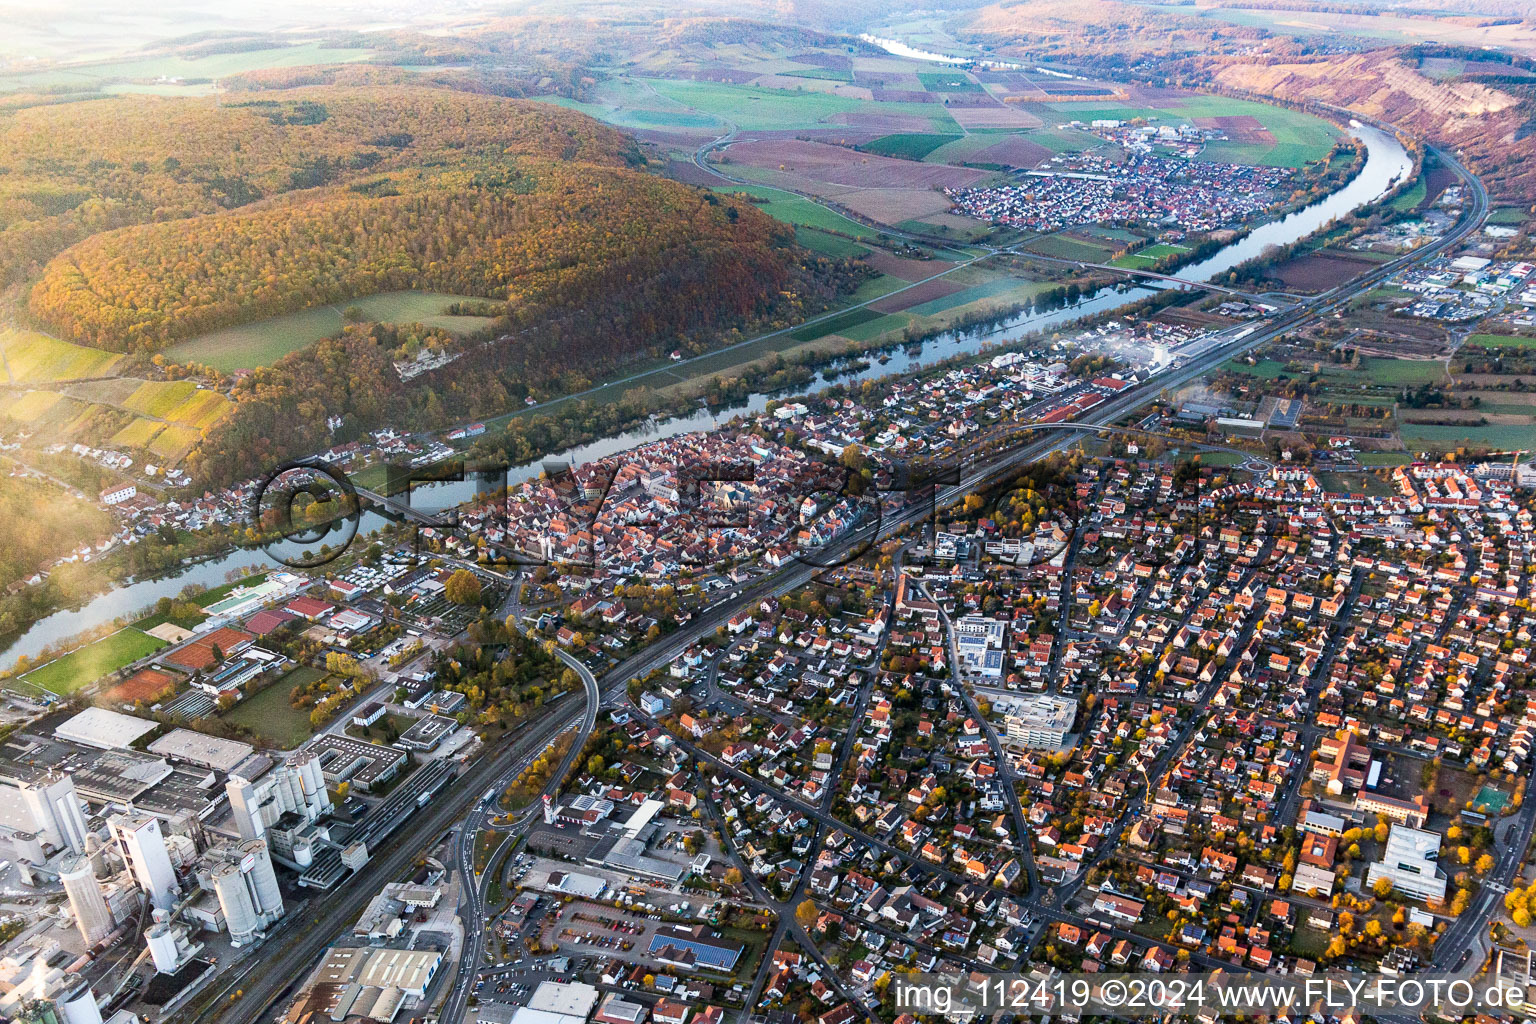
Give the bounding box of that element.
[0,86,635,286]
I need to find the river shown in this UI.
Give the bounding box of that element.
[0,118,1410,667]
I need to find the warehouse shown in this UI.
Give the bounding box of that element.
[54,707,158,750]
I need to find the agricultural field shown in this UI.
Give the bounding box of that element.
[1467,333,1536,350]
[860,133,962,160]
[1021,233,1119,262]
[917,71,983,93]
[1048,94,1340,168]
[110,418,164,449]
[20,629,165,696]
[164,290,497,372]
[0,41,378,94]
[789,307,886,342]
[711,184,879,239]
[0,328,121,384]
[643,78,960,133]
[1112,243,1191,267]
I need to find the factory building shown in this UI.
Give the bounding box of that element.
[109,814,180,911]
[225,752,329,843]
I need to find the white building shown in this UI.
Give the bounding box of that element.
[110,814,180,911]
[6,771,91,855]
[1003,694,1077,748]
[1366,825,1447,903]
[99,484,136,506]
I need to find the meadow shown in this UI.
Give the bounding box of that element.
[164,290,497,372]
[220,666,325,748]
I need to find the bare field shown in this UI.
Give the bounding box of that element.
[862,251,958,281]
[871,278,965,312]
[836,187,956,223]
[1194,114,1275,146]
[825,110,936,132]
[1272,251,1379,291]
[948,104,1044,130]
[723,138,986,189]
[974,136,1053,168]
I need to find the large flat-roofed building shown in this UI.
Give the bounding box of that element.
[1002,694,1077,748]
[304,735,407,793]
[55,708,158,751]
[1366,824,1447,902]
[397,714,456,752]
[646,925,744,973]
[312,945,443,999]
[148,730,254,773]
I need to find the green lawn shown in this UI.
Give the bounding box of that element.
[1111,242,1191,267]
[1355,452,1412,467]
[1357,357,1447,385]
[22,629,166,695]
[1401,423,1536,448]
[1389,173,1428,213]
[164,290,497,371]
[220,667,324,748]
[861,133,962,160]
[905,277,1041,317]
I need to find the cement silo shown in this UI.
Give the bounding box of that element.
[60,856,114,946]
[146,922,181,974]
[241,840,284,922]
[58,989,103,1024]
[211,863,258,945]
[296,751,328,817]
[11,830,45,866]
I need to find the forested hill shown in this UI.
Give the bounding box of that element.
[0,85,855,485]
[0,88,640,288]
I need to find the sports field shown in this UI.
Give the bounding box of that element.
[21,629,166,695]
[165,290,497,372]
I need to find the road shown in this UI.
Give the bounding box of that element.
[182,122,1490,1024]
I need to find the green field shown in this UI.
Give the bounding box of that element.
[1357,358,1447,385]
[220,666,324,748]
[905,277,1036,317]
[794,227,870,257]
[917,71,982,93]
[1355,451,1412,467]
[1051,94,1339,167]
[1022,233,1118,261]
[1401,423,1536,448]
[165,290,497,372]
[790,307,885,342]
[0,328,122,384]
[782,68,853,82]
[836,313,910,342]
[643,78,958,132]
[1112,242,1191,267]
[1488,207,1529,226]
[1389,173,1428,213]
[1468,333,1536,350]
[861,133,962,160]
[0,42,376,93]
[21,629,165,695]
[712,185,878,239]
